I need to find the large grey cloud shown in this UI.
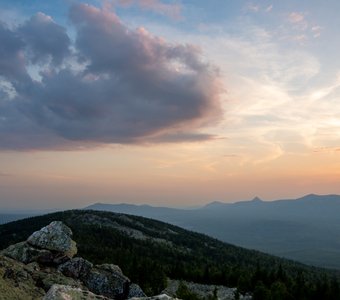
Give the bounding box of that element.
[19,13,71,66]
[0,4,222,150]
[0,22,26,81]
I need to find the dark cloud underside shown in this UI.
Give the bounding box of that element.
[0,4,222,150]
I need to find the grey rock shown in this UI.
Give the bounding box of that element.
[43,284,112,300]
[27,221,77,258]
[2,241,53,264]
[163,280,251,300]
[128,283,146,298]
[58,257,93,279]
[40,272,83,292]
[96,263,124,275]
[84,264,130,299]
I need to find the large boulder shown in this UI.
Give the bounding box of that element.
[27,221,77,258]
[84,264,130,299]
[2,241,53,264]
[58,257,93,279]
[43,284,111,300]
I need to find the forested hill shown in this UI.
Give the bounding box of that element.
[0,210,339,299]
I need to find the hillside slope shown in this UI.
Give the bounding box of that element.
[1,210,340,299]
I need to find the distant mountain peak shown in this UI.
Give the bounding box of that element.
[251,196,263,202]
[301,193,318,199]
[296,193,340,203]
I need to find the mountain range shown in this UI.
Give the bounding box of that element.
[85,194,340,269]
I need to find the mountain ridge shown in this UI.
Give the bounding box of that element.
[83,194,340,269]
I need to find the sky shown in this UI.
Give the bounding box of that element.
[1,0,340,210]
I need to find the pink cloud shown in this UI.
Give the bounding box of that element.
[288,12,305,24]
[265,5,273,13]
[311,26,322,38]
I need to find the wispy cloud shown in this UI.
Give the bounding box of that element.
[144,18,335,163]
[112,0,182,19]
[245,3,273,13]
[288,12,305,24]
[313,147,340,153]
[286,11,322,41]
[0,172,11,177]
[265,5,273,13]
[311,26,322,38]
[245,3,260,13]
[199,23,335,160]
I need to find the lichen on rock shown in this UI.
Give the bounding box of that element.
[2,241,53,264]
[27,221,77,257]
[58,257,93,279]
[84,264,130,299]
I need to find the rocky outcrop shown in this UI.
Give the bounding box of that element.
[0,221,165,300]
[43,284,111,300]
[2,221,77,266]
[27,221,77,258]
[2,241,54,264]
[43,285,178,300]
[163,280,251,300]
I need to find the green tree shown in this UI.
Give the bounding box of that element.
[270,281,289,300]
[237,274,251,293]
[253,282,271,300]
[176,281,201,300]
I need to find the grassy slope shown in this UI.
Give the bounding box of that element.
[0,255,45,300]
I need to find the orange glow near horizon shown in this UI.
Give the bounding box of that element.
[1,141,340,209]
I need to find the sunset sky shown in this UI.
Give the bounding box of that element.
[1,0,340,210]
